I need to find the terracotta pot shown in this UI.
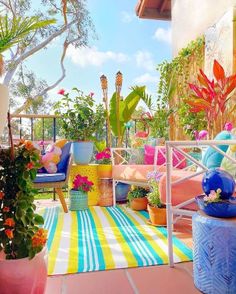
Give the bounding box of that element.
[0,84,9,137]
[97,164,112,178]
[131,197,148,211]
[147,204,167,226]
[0,247,48,294]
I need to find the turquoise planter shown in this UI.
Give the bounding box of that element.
[69,190,88,210]
[72,141,93,164]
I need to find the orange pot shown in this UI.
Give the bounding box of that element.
[147,204,167,226]
[131,197,148,211]
[97,164,112,178]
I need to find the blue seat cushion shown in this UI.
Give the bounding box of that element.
[34,173,66,183]
[57,142,72,173]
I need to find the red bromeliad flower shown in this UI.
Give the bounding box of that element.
[72,174,94,192]
[58,89,65,95]
[186,60,236,129]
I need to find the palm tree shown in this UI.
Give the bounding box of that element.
[0,15,55,75]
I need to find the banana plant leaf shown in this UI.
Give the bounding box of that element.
[109,86,147,137]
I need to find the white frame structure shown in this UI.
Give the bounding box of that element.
[166,140,236,267]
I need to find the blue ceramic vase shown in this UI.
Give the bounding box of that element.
[202,169,235,199]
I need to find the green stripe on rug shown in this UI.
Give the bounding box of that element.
[43,206,192,275]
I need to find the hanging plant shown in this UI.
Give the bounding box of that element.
[156,36,205,139]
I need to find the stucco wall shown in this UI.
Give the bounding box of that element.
[172,0,236,56]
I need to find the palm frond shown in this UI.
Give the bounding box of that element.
[0,16,55,54]
[131,85,153,110]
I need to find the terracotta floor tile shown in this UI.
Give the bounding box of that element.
[45,276,63,294]
[128,264,200,294]
[64,269,134,294]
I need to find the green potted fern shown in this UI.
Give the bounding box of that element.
[127,186,148,211]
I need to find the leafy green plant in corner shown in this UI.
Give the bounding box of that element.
[54,89,106,141]
[127,186,149,205]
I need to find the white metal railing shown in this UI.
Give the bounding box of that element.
[166,139,236,267]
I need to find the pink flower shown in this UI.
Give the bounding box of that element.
[90,92,94,97]
[95,149,111,164]
[72,174,94,192]
[224,122,233,131]
[58,89,65,95]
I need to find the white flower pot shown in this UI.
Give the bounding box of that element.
[0,84,9,137]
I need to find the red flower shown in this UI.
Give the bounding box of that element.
[0,191,4,200]
[32,228,47,248]
[3,207,10,212]
[27,162,34,170]
[4,218,15,227]
[5,229,13,239]
[58,89,65,95]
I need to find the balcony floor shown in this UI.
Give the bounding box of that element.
[35,199,200,294]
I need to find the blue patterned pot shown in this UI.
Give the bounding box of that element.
[195,195,236,218]
[115,183,130,202]
[72,141,93,165]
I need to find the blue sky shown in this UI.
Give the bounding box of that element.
[28,0,171,106]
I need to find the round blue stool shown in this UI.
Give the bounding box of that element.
[193,211,236,294]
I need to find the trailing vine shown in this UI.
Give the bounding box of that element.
[156,36,206,139]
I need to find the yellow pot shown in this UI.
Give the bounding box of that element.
[97,164,112,178]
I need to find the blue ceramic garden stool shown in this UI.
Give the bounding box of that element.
[193,211,236,294]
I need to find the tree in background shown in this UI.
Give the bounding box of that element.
[1,0,95,113]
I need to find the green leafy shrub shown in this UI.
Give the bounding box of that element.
[54,88,106,141]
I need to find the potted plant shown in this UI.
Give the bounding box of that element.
[69,173,94,210]
[146,171,166,226]
[95,148,112,178]
[54,89,106,164]
[127,186,149,211]
[0,138,48,294]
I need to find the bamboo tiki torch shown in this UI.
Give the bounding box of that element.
[100,75,112,148]
[115,71,123,147]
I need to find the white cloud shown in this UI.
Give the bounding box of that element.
[121,11,135,23]
[153,27,172,43]
[67,45,128,67]
[135,51,155,71]
[133,73,159,84]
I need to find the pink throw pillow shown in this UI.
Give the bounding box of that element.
[144,145,186,168]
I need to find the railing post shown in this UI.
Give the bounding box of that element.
[53,117,56,142]
[31,118,34,141]
[19,117,22,139]
[166,142,174,267]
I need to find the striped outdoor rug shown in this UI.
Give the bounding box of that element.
[41,206,192,275]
